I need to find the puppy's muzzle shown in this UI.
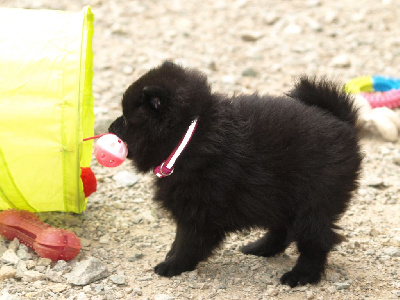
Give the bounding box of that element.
[108,116,127,140]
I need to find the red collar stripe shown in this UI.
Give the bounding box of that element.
[153,118,199,178]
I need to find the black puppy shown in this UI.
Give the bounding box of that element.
[109,62,362,287]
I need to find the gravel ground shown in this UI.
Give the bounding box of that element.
[1,0,400,299]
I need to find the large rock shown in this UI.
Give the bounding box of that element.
[1,249,19,265]
[64,257,108,286]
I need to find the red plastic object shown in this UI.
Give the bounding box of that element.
[0,209,81,261]
[80,167,97,197]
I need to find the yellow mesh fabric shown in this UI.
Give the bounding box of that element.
[0,6,95,213]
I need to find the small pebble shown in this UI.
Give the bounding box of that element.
[80,238,92,247]
[8,239,20,252]
[34,266,46,273]
[110,274,127,285]
[37,258,52,267]
[331,54,351,68]
[241,31,263,42]
[132,287,143,296]
[242,68,258,77]
[100,234,111,244]
[50,283,68,293]
[122,65,134,75]
[16,260,27,278]
[76,292,89,300]
[393,237,400,247]
[365,176,384,188]
[221,75,236,85]
[334,282,351,290]
[307,0,321,7]
[133,198,145,203]
[92,283,104,294]
[383,247,400,257]
[263,13,279,25]
[306,290,315,299]
[283,23,303,35]
[22,270,45,282]
[0,242,7,257]
[0,265,17,280]
[135,253,144,259]
[155,294,175,300]
[392,290,400,297]
[137,275,152,281]
[45,270,64,283]
[52,260,71,274]
[113,171,139,187]
[16,247,32,261]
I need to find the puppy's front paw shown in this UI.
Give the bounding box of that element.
[280,269,321,287]
[154,257,195,277]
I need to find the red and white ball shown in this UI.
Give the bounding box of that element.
[94,134,128,167]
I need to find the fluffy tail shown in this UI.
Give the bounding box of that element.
[288,76,359,127]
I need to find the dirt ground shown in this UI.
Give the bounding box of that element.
[0,0,400,299]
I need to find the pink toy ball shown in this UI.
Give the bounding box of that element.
[93,134,128,167]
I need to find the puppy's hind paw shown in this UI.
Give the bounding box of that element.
[241,241,272,257]
[280,270,321,288]
[240,236,287,257]
[154,261,177,277]
[154,257,195,278]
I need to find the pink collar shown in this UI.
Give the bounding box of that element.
[153,118,199,178]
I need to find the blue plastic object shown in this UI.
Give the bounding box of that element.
[372,76,400,92]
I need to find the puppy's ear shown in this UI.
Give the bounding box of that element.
[142,86,167,111]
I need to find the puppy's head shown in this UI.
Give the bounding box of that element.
[108,62,211,172]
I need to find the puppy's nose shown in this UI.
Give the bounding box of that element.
[108,116,126,139]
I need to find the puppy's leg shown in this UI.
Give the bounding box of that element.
[280,215,342,287]
[155,225,225,277]
[165,240,176,259]
[241,227,290,257]
[280,240,327,287]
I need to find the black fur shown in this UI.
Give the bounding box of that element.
[109,62,362,287]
